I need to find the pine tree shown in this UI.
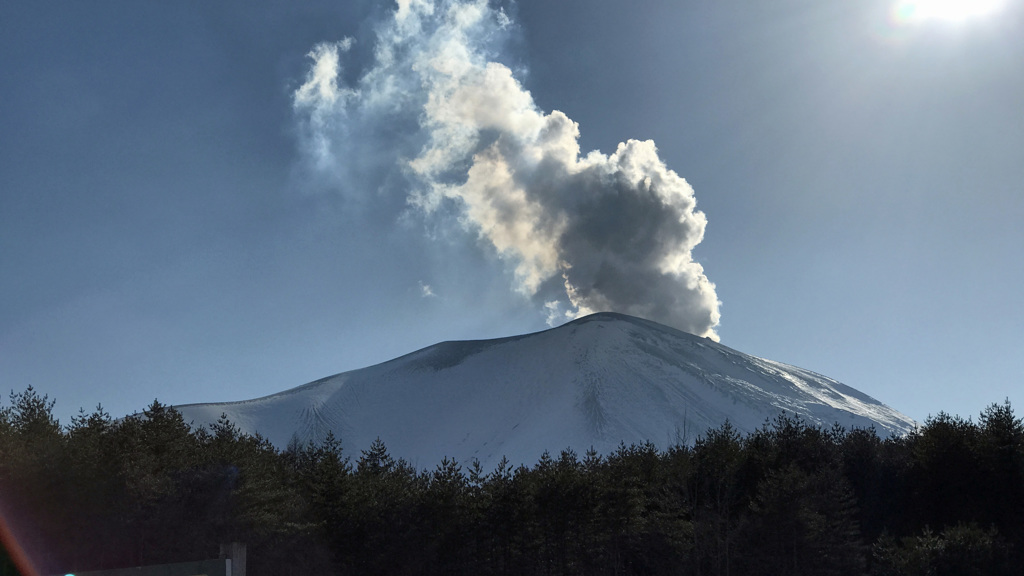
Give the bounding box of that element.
[691,421,743,576]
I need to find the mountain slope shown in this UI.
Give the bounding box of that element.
[177,313,915,470]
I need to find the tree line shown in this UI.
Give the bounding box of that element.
[1,386,1022,575]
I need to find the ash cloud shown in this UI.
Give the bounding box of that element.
[293,0,721,339]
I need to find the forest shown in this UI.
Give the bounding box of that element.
[1,386,1022,576]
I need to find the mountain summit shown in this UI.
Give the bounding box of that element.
[177,313,914,470]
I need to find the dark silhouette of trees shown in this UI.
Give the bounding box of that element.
[2,388,1023,575]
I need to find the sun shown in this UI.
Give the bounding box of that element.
[892,0,1007,23]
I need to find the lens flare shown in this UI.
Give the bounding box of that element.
[891,0,1006,24]
[0,510,40,576]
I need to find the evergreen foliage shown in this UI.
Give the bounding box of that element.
[1,389,1022,575]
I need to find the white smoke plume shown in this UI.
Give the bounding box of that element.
[293,0,721,339]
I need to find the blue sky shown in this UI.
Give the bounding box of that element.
[2,0,1022,425]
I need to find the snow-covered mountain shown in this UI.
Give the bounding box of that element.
[177,313,915,470]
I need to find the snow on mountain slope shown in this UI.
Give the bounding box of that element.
[176,313,915,470]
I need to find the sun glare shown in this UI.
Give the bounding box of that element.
[892,0,1006,23]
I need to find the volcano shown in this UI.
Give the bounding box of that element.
[177,313,914,470]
